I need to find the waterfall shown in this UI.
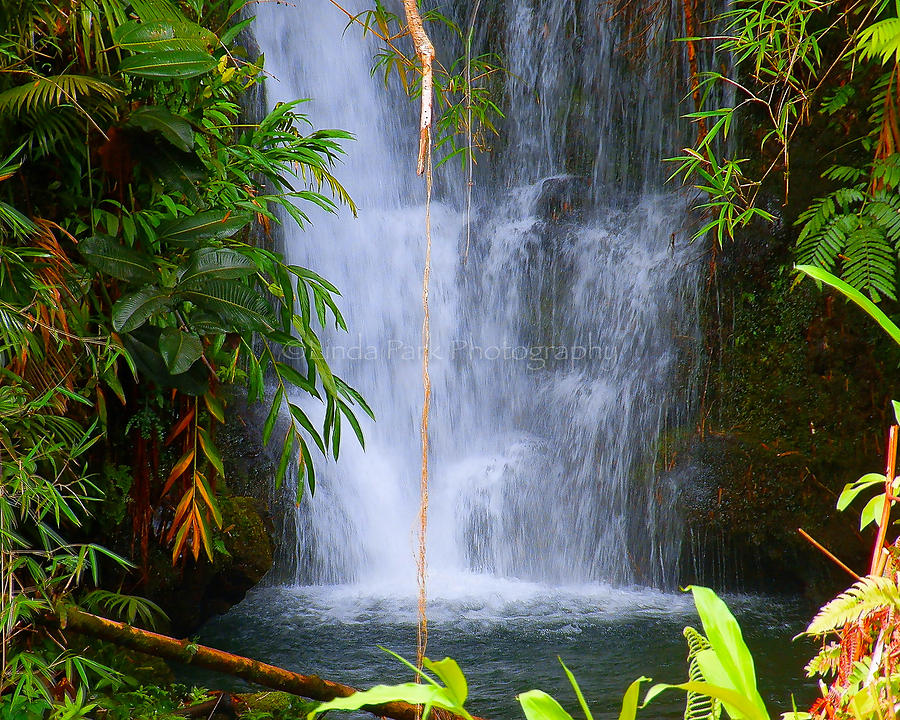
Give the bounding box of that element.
[252,0,705,591]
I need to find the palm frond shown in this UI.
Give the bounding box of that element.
[0,74,121,117]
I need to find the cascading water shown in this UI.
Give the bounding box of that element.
[253,0,705,592]
[186,4,814,713]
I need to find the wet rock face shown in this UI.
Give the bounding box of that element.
[535,175,591,221]
[144,495,274,635]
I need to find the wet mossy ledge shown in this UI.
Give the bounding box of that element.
[99,393,278,637]
[675,215,900,600]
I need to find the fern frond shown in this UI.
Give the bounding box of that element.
[0,74,121,117]
[805,642,840,678]
[683,626,722,720]
[806,575,900,635]
[842,223,896,300]
[857,18,900,66]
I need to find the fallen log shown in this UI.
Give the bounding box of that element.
[48,605,478,720]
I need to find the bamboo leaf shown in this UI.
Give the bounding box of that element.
[162,448,195,496]
[197,427,224,477]
[262,386,283,446]
[204,390,225,423]
[796,265,900,347]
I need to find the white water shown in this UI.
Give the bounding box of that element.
[252,0,705,593]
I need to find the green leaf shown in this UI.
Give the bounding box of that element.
[158,210,254,245]
[179,279,275,331]
[893,400,900,425]
[559,659,592,720]
[338,399,365,450]
[204,391,225,423]
[197,427,224,476]
[180,247,257,285]
[688,586,767,720]
[113,19,217,52]
[274,361,318,395]
[288,403,326,455]
[860,493,886,530]
[119,50,217,79]
[122,327,209,395]
[796,265,900,347]
[79,236,155,282]
[310,683,456,720]
[642,682,768,720]
[126,106,194,151]
[423,657,467,706]
[837,473,886,511]
[519,690,575,720]
[262,387,284,446]
[617,678,650,720]
[112,286,172,333]
[275,428,295,490]
[158,327,202,374]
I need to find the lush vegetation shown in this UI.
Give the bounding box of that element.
[4,0,900,718]
[0,0,377,713]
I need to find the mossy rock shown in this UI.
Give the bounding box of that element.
[141,494,274,634]
[235,692,319,718]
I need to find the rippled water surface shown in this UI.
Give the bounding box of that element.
[186,578,816,720]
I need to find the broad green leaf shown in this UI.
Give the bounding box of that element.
[423,657,467,706]
[122,328,209,395]
[112,286,172,333]
[837,473,886,511]
[618,678,650,720]
[180,279,275,332]
[158,327,202,374]
[893,400,900,426]
[688,586,767,720]
[860,493,886,530]
[119,50,217,79]
[141,145,204,203]
[519,690,575,720]
[79,236,155,282]
[159,210,254,245]
[643,681,768,720]
[308,682,459,720]
[126,106,194,151]
[796,265,900,347]
[180,247,257,285]
[113,19,216,52]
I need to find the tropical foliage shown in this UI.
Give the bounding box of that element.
[0,0,370,710]
[671,0,900,303]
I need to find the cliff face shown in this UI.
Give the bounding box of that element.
[677,186,900,599]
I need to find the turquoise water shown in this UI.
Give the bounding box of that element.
[186,578,817,720]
